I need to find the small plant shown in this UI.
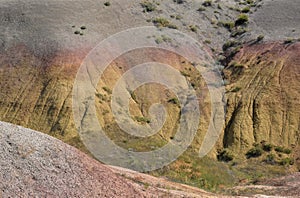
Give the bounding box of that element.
[104,1,111,6]
[246,0,254,4]
[274,146,291,154]
[262,143,273,152]
[202,0,212,7]
[231,27,247,37]
[218,21,234,31]
[256,35,264,42]
[168,98,179,105]
[134,116,151,124]
[175,15,183,20]
[284,38,294,44]
[141,1,157,12]
[74,30,80,35]
[279,157,294,166]
[102,87,112,94]
[204,40,211,44]
[217,149,234,162]
[231,87,241,92]
[155,35,172,44]
[80,26,86,30]
[246,147,263,159]
[264,154,276,165]
[152,18,177,29]
[222,40,239,51]
[235,14,249,26]
[241,6,250,13]
[173,0,185,4]
[189,25,197,32]
[198,6,206,12]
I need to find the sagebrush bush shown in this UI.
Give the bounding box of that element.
[246,147,263,159]
[202,0,212,7]
[217,149,234,162]
[141,1,157,12]
[235,14,249,26]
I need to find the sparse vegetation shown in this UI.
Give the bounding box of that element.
[134,116,151,124]
[189,25,197,32]
[241,6,250,13]
[256,35,264,42]
[235,14,249,26]
[141,1,157,12]
[202,0,212,7]
[222,40,240,51]
[231,87,241,92]
[284,38,294,44]
[102,87,112,94]
[152,18,177,29]
[262,143,273,152]
[104,1,111,6]
[264,154,276,165]
[218,21,234,31]
[279,157,294,166]
[231,27,247,37]
[197,6,206,12]
[275,146,291,154]
[217,149,234,162]
[168,98,179,105]
[246,147,263,159]
[173,0,185,4]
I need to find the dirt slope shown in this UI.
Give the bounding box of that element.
[224,41,300,152]
[0,121,217,198]
[0,0,299,193]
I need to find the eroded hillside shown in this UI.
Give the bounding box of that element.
[0,0,299,193]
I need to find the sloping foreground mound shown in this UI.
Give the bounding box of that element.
[229,172,300,197]
[0,121,214,198]
[0,121,142,197]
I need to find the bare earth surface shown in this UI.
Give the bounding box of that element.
[0,121,217,198]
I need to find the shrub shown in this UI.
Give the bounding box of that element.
[74,30,80,35]
[235,14,249,26]
[202,0,212,7]
[241,6,250,13]
[256,35,264,42]
[222,40,239,51]
[104,1,111,6]
[168,98,179,105]
[189,25,198,32]
[80,26,86,30]
[173,0,185,4]
[246,0,254,4]
[284,38,294,44]
[264,154,276,165]
[275,146,284,153]
[102,87,112,94]
[231,27,247,37]
[246,147,263,159]
[152,18,177,29]
[175,15,183,20]
[274,146,291,154]
[262,143,273,152]
[141,1,157,12]
[217,149,234,162]
[198,6,206,12]
[231,87,241,93]
[134,116,151,124]
[279,157,294,166]
[218,21,234,31]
